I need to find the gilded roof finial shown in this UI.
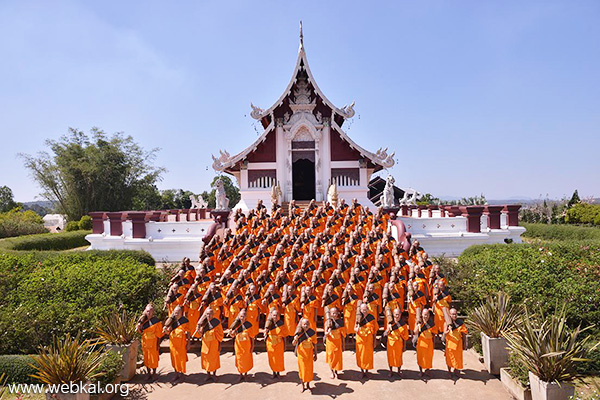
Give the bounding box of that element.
[299,20,304,48]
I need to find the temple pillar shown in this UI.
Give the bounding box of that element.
[485,205,504,230]
[89,212,106,234]
[460,206,484,233]
[503,205,521,227]
[129,212,147,239]
[106,212,127,236]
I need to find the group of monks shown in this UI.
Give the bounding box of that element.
[136,199,469,391]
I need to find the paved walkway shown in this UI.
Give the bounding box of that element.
[127,348,511,399]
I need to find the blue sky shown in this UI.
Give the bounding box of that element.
[1,0,598,202]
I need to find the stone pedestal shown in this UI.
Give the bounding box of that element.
[503,205,522,227]
[447,205,463,217]
[460,206,485,233]
[106,212,127,236]
[89,212,106,234]
[128,212,147,239]
[485,205,504,230]
[210,210,231,228]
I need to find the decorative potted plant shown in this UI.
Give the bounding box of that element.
[467,291,521,375]
[500,353,532,400]
[95,309,139,381]
[505,306,598,400]
[90,351,124,400]
[30,333,104,400]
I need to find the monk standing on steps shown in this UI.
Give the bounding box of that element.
[162,305,190,384]
[415,308,436,378]
[443,308,469,377]
[355,302,377,378]
[292,318,317,392]
[136,303,163,382]
[193,307,223,382]
[228,308,255,382]
[262,307,287,379]
[324,306,346,379]
[384,309,409,377]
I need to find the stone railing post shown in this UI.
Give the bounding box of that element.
[106,212,127,236]
[400,205,409,216]
[168,209,181,222]
[417,205,427,218]
[427,205,438,218]
[485,205,504,230]
[460,206,485,233]
[147,211,162,222]
[447,205,463,217]
[89,212,106,234]
[128,212,147,239]
[181,209,190,222]
[503,205,522,227]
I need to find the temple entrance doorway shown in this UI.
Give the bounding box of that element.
[292,158,316,200]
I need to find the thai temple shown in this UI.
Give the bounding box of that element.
[85,26,525,261]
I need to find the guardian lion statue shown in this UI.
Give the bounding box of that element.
[382,175,396,208]
[215,178,230,210]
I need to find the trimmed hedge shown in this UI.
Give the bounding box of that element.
[0,250,165,354]
[521,222,600,241]
[0,231,91,251]
[0,355,39,384]
[449,241,600,336]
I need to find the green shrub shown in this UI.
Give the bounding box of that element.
[79,215,93,230]
[0,355,40,384]
[0,231,91,251]
[565,203,600,226]
[65,221,80,231]
[0,250,165,354]
[92,350,124,386]
[522,223,600,241]
[0,209,47,238]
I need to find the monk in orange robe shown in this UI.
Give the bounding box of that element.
[342,284,359,338]
[385,308,409,377]
[193,307,223,382]
[355,303,377,378]
[433,280,453,334]
[136,304,163,381]
[162,305,189,383]
[292,318,317,392]
[325,307,346,379]
[282,284,300,338]
[262,307,287,378]
[228,309,254,381]
[415,308,436,378]
[443,308,469,377]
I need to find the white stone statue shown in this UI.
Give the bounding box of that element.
[327,181,339,206]
[399,188,420,206]
[271,182,282,207]
[373,147,395,169]
[215,178,230,210]
[189,195,208,209]
[382,175,396,208]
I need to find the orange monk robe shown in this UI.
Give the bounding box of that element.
[434,291,452,334]
[186,294,203,337]
[201,318,224,372]
[140,317,163,369]
[355,313,377,370]
[169,316,189,373]
[296,328,317,383]
[416,320,436,370]
[386,321,409,368]
[284,295,300,336]
[408,291,427,332]
[234,321,254,374]
[343,295,359,334]
[302,296,319,331]
[445,321,468,370]
[206,292,224,321]
[266,319,287,372]
[326,319,346,371]
[245,295,262,337]
[227,294,245,324]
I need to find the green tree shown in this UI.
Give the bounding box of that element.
[568,189,581,208]
[416,193,440,205]
[21,128,165,221]
[200,175,240,209]
[0,186,19,212]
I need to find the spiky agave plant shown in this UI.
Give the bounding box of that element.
[95,309,137,345]
[30,333,104,384]
[467,291,522,338]
[505,306,599,383]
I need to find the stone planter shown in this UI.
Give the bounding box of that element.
[90,377,121,400]
[46,383,91,400]
[501,368,532,400]
[481,332,509,375]
[106,340,139,381]
[528,372,574,400]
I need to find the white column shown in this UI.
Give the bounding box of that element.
[321,119,331,199]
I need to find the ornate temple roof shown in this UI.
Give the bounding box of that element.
[212,23,395,173]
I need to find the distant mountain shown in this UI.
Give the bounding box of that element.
[22,200,56,216]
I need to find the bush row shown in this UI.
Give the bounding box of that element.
[0,231,91,251]
[0,250,165,355]
[521,222,600,241]
[565,203,600,226]
[0,209,47,239]
[0,355,39,384]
